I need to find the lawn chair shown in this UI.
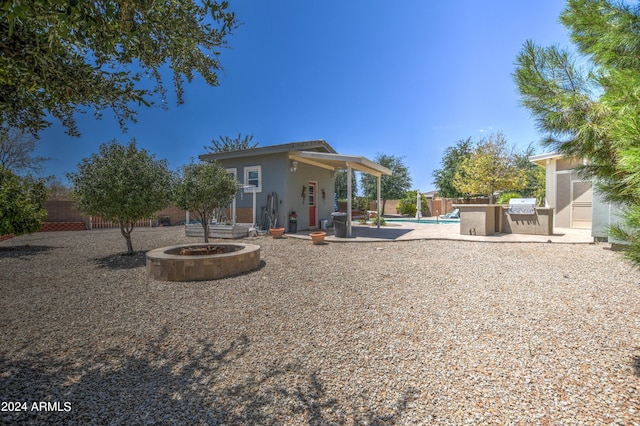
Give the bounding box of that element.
[439,208,460,219]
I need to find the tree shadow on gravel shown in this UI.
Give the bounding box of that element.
[0,328,416,424]
[92,251,147,270]
[0,245,56,259]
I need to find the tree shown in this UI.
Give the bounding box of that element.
[67,140,173,254]
[514,0,640,263]
[174,161,239,243]
[514,143,546,204]
[334,170,358,199]
[360,154,411,215]
[453,133,527,203]
[0,167,48,236]
[2,1,237,136]
[0,127,49,174]
[47,178,73,201]
[432,137,473,198]
[397,190,429,216]
[204,133,258,153]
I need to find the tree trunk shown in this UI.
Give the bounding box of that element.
[381,199,387,216]
[120,222,134,255]
[201,211,209,243]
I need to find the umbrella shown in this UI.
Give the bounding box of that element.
[415,190,422,221]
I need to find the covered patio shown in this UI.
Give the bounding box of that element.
[288,150,392,237]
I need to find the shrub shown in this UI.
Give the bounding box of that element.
[396,190,429,216]
[497,191,522,204]
[353,196,370,213]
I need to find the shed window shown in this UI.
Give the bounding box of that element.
[244,165,262,193]
[226,168,238,180]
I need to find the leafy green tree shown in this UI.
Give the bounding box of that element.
[397,190,428,216]
[0,167,48,236]
[204,133,258,153]
[67,140,173,254]
[174,161,239,243]
[2,1,237,136]
[0,127,49,174]
[432,137,473,198]
[453,133,527,203]
[515,143,546,204]
[334,170,358,199]
[514,0,640,262]
[361,154,412,215]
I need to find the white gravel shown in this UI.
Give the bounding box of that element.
[1,226,639,424]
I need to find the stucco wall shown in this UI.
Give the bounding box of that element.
[500,207,554,235]
[285,161,334,230]
[214,153,335,231]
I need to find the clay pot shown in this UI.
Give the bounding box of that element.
[270,227,285,239]
[310,231,326,245]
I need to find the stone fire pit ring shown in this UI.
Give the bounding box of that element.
[146,243,261,281]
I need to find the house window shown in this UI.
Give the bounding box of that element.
[244,165,262,193]
[226,168,238,181]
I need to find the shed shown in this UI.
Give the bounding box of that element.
[199,140,392,236]
[529,151,622,240]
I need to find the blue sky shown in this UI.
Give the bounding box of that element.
[36,0,571,192]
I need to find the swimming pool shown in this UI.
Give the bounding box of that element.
[382,218,460,224]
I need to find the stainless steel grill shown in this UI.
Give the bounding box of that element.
[507,198,537,215]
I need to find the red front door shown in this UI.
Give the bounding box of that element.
[308,182,317,228]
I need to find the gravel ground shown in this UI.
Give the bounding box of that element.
[1,226,640,425]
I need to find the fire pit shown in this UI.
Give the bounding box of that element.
[146,243,260,281]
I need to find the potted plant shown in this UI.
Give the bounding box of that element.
[270,227,285,239]
[310,231,326,245]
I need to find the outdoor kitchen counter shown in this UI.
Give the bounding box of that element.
[454,204,554,236]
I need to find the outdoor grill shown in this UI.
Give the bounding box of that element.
[507,198,537,215]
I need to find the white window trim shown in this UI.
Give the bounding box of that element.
[244,165,262,193]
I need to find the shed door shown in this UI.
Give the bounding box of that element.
[571,180,592,229]
[308,182,317,228]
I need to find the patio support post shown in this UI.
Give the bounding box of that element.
[346,162,353,237]
[377,175,381,229]
[232,196,236,225]
[252,187,256,227]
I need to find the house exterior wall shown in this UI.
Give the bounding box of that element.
[285,161,334,230]
[214,153,288,227]
[213,153,335,231]
[592,186,623,240]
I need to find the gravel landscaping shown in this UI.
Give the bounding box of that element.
[1,226,640,424]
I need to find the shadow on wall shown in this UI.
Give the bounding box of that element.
[0,329,416,424]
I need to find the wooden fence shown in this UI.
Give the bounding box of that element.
[88,217,153,229]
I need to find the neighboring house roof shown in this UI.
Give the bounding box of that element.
[199,140,336,162]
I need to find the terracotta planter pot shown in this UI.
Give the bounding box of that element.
[270,227,285,239]
[310,231,326,245]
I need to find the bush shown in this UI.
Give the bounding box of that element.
[353,196,370,213]
[397,198,417,216]
[396,190,429,216]
[497,191,522,204]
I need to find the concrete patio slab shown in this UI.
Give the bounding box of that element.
[286,218,593,244]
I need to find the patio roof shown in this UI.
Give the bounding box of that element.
[288,151,392,176]
[529,151,563,166]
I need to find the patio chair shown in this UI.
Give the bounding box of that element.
[439,208,460,219]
